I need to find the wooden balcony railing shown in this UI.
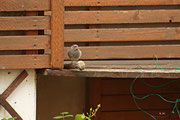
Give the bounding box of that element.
[0,0,64,69]
[64,0,180,60]
[1,0,180,70]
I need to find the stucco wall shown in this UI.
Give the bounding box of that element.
[0,70,36,120]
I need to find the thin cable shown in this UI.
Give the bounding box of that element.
[130,73,180,120]
[153,57,180,71]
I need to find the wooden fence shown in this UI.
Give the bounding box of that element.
[0,0,64,69]
[1,0,180,69]
[64,0,180,60]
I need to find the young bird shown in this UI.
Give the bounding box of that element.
[68,44,82,64]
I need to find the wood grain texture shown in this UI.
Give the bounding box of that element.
[0,16,50,31]
[0,0,50,11]
[102,79,180,95]
[87,78,102,120]
[0,36,50,50]
[64,45,180,60]
[2,70,28,99]
[25,12,39,55]
[73,60,180,69]
[64,0,180,6]
[52,0,64,68]
[0,55,51,69]
[65,27,180,42]
[44,69,180,79]
[65,10,180,24]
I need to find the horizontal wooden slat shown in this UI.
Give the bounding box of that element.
[77,60,180,69]
[65,10,180,24]
[0,55,51,69]
[101,111,177,120]
[0,0,50,11]
[102,79,180,95]
[64,45,180,60]
[0,16,50,31]
[102,94,180,111]
[65,0,180,6]
[65,28,180,42]
[0,36,50,50]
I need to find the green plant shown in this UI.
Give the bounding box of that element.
[53,112,73,120]
[1,117,16,120]
[75,104,101,120]
[53,104,101,120]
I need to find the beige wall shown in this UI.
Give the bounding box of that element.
[37,75,86,120]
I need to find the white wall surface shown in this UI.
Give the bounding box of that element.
[0,70,36,120]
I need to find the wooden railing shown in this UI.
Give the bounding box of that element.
[64,0,180,60]
[1,0,180,69]
[0,0,64,69]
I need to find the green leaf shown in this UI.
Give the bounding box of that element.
[1,119,7,120]
[90,108,92,111]
[53,116,63,119]
[64,115,73,118]
[75,114,85,120]
[8,118,16,120]
[61,112,69,115]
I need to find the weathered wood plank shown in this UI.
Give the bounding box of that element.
[25,12,39,54]
[0,36,50,50]
[65,28,180,42]
[64,60,180,69]
[0,55,51,69]
[65,10,180,24]
[65,0,180,6]
[0,16,50,31]
[64,45,180,60]
[52,0,64,68]
[0,0,50,11]
[44,69,180,79]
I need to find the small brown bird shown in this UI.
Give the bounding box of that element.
[68,44,82,64]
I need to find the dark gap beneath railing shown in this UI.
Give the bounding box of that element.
[65,23,180,29]
[65,41,180,47]
[0,50,45,55]
[65,5,180,11]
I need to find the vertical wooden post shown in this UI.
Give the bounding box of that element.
[52,0,64,68]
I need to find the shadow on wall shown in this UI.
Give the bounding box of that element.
[37,75,86,120]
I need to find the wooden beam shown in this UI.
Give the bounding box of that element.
[2,70,28,99]
[0,55,51,69]
[0,36,50,50]
[65,27,180,42]
[0,0,50,11]
[65,10,180,24]
[0,16,50,31]
[0,96,22,120]
[44,69,180,79]
[64,0,180,6]
[64,45,180,60]
[52,0,64,68]
[64,60,180,69]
